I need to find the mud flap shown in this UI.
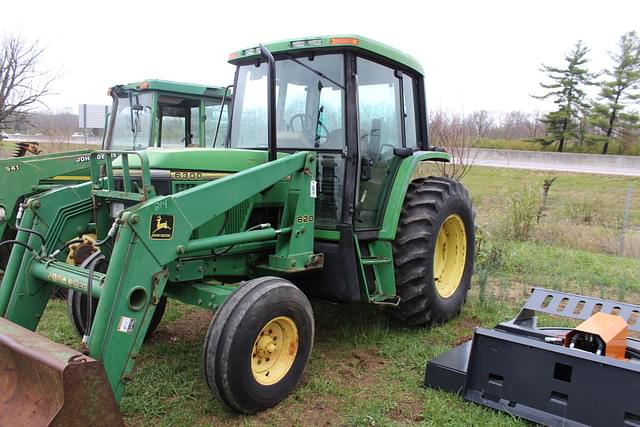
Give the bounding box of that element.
[0,317,124,426]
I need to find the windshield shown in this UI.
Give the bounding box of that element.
[230,54,345,150]
[110,92,153,150]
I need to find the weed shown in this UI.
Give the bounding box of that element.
[475,226,505,271]
[618,278,628,301]
[477,268,489,304]
[506,184,539,240]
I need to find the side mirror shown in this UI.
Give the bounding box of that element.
[393,147,414,158]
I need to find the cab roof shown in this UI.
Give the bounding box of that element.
[228,34,424,75]
[113,79,230,98]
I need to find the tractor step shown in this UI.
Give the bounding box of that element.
[360,256,391,265]
[0,318,124,426]
[371,295,401,307]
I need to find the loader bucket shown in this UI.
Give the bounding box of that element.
[0,318,124,426]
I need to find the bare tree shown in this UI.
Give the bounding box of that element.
[468,110,494,139]
[428,109,480,180]
[31,112,78,143]
[525,110,544,139]
[498,111,530,139]
[0,35,57,128]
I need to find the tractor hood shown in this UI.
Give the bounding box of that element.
[112,148,290,173]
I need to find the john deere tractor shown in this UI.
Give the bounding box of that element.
[0,35,473,424]
[0,80,230,276]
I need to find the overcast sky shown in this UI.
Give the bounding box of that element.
[4,0,639,116]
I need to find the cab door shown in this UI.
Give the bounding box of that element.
[354,57,419,230]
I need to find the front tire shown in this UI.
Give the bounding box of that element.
[392,177,474,326]
[203,276,314,414]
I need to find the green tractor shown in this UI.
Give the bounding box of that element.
[0,80,230,276]
[0,35,473,423]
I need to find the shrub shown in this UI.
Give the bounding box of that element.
[506,185,539,240]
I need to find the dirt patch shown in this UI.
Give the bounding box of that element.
[153,309,213,343]
[321,348,386,390]
[386,398,425,423]
[451,315,481,346]
[254,393,342,427]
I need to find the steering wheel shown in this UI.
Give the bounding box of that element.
[287,114,330,146]
[287,114,307,132]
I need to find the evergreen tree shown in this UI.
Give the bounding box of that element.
[589,31,640,154]
[533,41,596,152]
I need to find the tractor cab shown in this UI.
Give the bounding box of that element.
[228,36,428,231]
[107,80,231,151]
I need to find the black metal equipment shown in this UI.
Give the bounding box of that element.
[425,288,640,427]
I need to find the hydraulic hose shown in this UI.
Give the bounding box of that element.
[95,220,121,246]
[15,204,46,251]
[80,251,104,351]
[48,239,84,259]
[0,239,38,257]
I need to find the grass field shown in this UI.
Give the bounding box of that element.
[34,165,640,426]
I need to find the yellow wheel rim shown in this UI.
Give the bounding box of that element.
[251,316,298,386]
[433,214,467,298]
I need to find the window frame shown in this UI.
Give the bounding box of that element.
[227,48,428,234]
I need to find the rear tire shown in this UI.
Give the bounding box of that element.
[203,277,314,414]
[392,177,474,326]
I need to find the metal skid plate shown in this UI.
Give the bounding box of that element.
[424,288,640,427]
[520,287,640,332]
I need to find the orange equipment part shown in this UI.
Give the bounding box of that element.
[565,312,628,360]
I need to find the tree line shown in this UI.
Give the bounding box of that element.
[533,31,640,154]
[1,32,639,155]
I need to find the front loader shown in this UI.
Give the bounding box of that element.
[0,80,230,276]
[0,35,475,423]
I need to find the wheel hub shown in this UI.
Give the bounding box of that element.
[256,335,277,358]
[433,214,467,298]
[251,316,298,386]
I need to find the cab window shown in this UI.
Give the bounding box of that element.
[205,101,229,147]
[158,96,200,148]
[355,57,403,229]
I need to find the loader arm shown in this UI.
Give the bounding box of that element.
[0,149,318,409]
[0,150,100,240]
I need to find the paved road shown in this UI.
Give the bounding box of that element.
[469,149,640,177]
[2,134,102,145]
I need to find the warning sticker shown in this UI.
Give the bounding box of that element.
[310,180,317,198]
[117,316,136,334]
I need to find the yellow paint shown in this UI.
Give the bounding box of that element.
[51,176,91,181]
[251,316,298,386]
[433,214,467,298]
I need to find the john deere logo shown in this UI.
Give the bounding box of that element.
[150,214,174,240]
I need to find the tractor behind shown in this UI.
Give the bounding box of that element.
[0,35,474,423]
[0,80,230,276]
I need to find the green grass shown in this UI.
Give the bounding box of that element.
[34,239,640,426]
[30,165,640,425]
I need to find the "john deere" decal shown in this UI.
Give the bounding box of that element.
[150,214,174,240]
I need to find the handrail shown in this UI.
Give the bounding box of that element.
[90,150,155,202]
